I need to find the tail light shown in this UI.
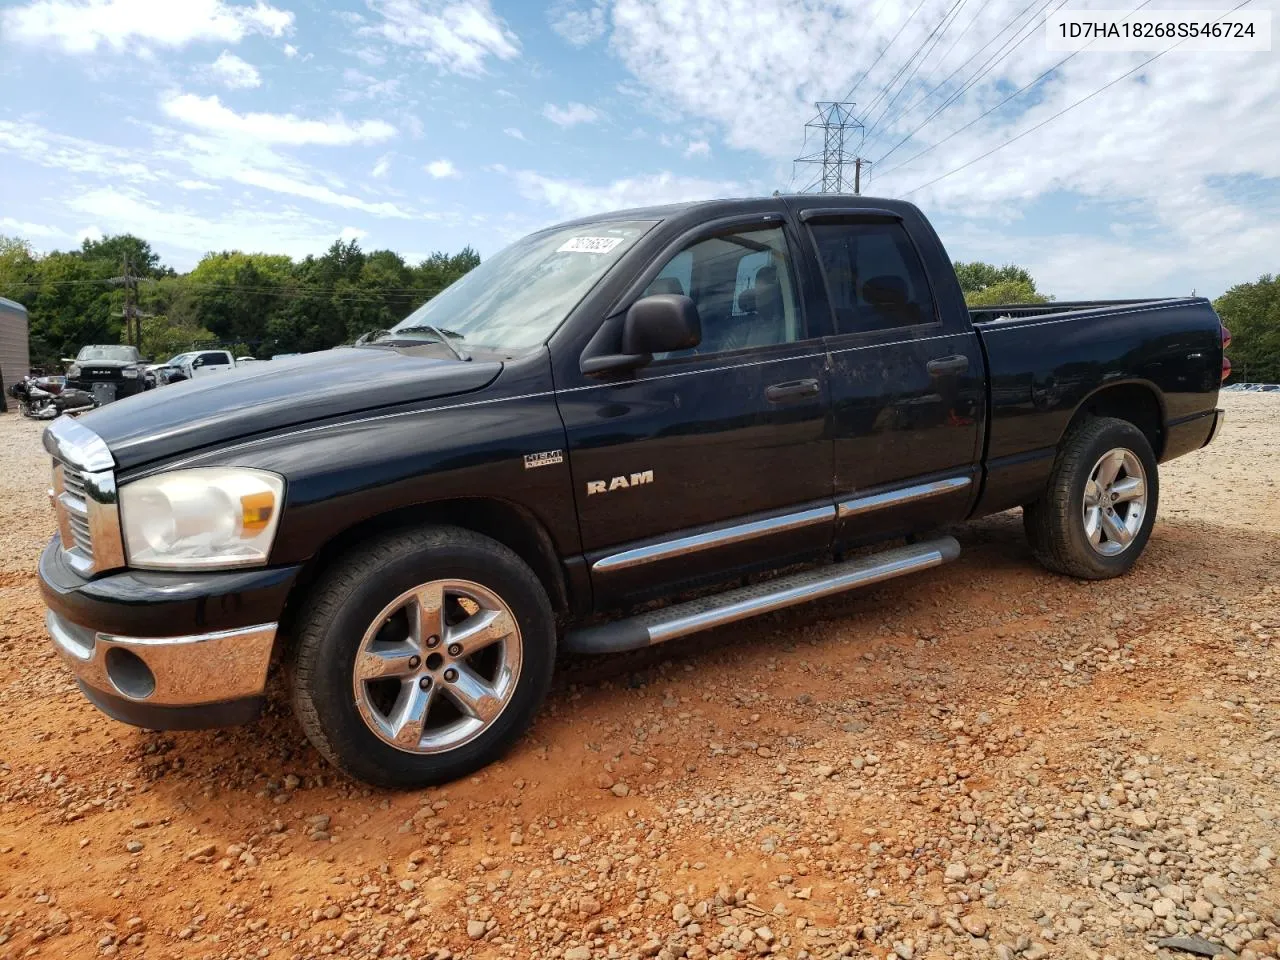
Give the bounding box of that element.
[1221,323,1232,382]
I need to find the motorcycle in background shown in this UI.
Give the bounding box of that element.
[7,375,98,420]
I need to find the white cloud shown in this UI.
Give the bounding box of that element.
[3,0,293,54]
[0,217,65,239]
[548,0,607,46]
[683,139,710,159]
[76,225,103,244]
[371,154,392,178]
[0,120,156,181]
[339,226,368,243]
[542,101,601,127]
[209,50,261,89]
[425,158,458,178]
[361,0,519,75]
[282,42,298,57]
[512,169,739,219]
[161,93,397,146]
[64,186,358,265]
[170,134,415,217]
[606,0,1280,298]
[503,126,526,141]
[177,179,217,191]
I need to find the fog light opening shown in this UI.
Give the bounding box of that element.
[104,647,157,700]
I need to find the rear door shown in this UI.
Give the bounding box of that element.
[556,215,836,609]
[795,206,985,547]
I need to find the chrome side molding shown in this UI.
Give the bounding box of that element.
[593,505,835,573]
[565,536,960,654]
[838,476,971,519]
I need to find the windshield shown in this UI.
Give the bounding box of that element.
[386,220,654,350]
[77,345,141,363]
[166,352,194,366]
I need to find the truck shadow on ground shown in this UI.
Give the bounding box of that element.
[123,509,1276,797]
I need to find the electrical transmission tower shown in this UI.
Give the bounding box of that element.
[793,101,871,194]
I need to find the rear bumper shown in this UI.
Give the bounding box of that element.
[1203,407,1226,447]
[38,536,300,729]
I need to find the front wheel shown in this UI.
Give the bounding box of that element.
[290,526,555,788]
[1024,416,1159,580]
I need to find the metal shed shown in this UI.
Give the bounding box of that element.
[0,296,31,402]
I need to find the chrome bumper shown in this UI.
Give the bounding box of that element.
[47,610,276,708]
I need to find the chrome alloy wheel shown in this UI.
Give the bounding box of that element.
[352,579,522,754]
[1082,448,1147,557]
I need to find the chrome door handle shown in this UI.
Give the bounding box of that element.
[765,378,820,402]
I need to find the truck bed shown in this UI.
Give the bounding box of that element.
[966,295,1223,520]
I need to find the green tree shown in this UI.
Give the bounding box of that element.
[0,231,482,367]
[1215,275,1280,384]
[953,261,1049,307]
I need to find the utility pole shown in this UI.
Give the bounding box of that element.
[109,254,151,348]
[793,102,871,195]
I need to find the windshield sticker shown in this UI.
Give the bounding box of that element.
[557,236,624,255]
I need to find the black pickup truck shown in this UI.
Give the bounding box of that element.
[64,344,151,403]
[37,195,1227,787]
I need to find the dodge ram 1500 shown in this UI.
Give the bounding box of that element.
[37,195,1227,787]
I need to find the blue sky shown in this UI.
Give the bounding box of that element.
[1,0,1277,299]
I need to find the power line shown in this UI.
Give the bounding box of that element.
[862,0,971,147]
[896,0,1253,197]
[873,0,1049,148]
[875,0,1153,176]
[876,0,1065,162]
[838,0,932,105]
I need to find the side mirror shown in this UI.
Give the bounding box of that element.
[582,294,702,376]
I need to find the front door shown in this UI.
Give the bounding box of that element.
[798,211,985,547]
[557,220,835,609]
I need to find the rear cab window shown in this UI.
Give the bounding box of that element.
[807,221,938,334]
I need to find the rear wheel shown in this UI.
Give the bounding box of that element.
[290,526,555,788]
[1024,417,1159,579]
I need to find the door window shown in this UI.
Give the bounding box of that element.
[642,226,802,358]
[198,352,228,365]
[808,221,937,333]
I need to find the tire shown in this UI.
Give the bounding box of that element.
[1023,416,1159,580]
[290,525,556,788]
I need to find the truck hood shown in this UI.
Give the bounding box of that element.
[78,347,502,469]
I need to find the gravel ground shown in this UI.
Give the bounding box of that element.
[0,394,1277,960]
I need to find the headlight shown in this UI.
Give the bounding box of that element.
[120,468,285,570]
[67,364,80,378]
[122,368,139,378]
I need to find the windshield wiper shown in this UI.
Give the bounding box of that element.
[371,324,471,361]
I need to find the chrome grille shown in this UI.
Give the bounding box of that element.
[61,462,88,500]
[52,458,95,561]
[44,418,125,576]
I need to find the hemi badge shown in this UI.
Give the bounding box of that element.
[524,450,564,469]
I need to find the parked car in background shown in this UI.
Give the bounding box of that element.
[64,345,149,404]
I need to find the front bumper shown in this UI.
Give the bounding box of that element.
[39,537,300,729]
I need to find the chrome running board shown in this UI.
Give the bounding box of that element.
[563,536,960,655]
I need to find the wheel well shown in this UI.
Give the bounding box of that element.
[278,499,570,650]
[1064,383,1164,458]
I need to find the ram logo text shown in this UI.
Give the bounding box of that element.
[587,471,654,495]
